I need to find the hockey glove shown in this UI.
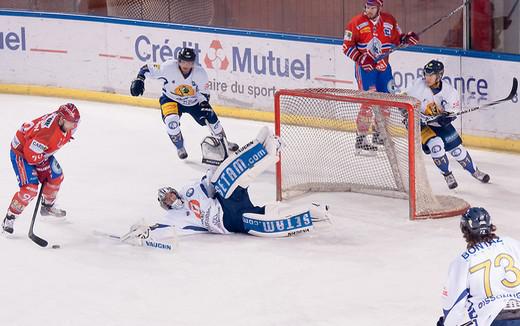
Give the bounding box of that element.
[130,77,145,96]
[35,160,52,183]
[400,31,419,46]
[436,316,444,326]
[199,101,213,112]
[357,53,376,72]
[426,112,456,127]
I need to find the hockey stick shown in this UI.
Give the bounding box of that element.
[377,0,471,60]
[424,78,518,124]
[453,77,517,116]
[28,184,48,247]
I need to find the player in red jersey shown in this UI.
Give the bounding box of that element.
[2,103,80,234]
[343,0,419,153]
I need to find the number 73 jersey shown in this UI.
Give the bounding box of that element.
[442,237,520,326]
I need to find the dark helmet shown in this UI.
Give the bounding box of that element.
[460,207,492,237]
[424,60,444,78]
[178,47,196,62]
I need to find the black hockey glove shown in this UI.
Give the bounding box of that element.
[436,316,444,326]
[426,112,456,127]
[130,77,145,96]
[199,101,213,112]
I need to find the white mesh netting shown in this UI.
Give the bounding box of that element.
[106,0,215,25]
[275,88,469,220]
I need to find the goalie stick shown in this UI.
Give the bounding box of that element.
[28,184,49,247]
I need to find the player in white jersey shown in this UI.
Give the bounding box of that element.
[130,47,239,159]
[403,60,489,189]
[437,207,520,326]
[120,127,329,245]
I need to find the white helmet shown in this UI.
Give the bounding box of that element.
[157,187,183,210]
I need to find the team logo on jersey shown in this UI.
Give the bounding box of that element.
[425,102,440,116]
[174,84,195,96]
[186,188,194,197]
[384,28,391,37]
[367,37,383,57]
[204,39,229,70]
[344,30,353,41]
[188,200,201,219]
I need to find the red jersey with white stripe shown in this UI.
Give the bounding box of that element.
[11,112,74,165]
[343,12,402,71]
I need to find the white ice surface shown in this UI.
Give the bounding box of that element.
[1,94,520,326]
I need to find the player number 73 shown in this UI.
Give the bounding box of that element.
[469,253,520,297]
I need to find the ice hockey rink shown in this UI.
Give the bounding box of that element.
[1,93,520,326]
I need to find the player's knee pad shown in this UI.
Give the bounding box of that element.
[242,205,313,238]
[426,137,445,159]
[449,144,467,161]
[164,114,181,136]
[9,184,38,215]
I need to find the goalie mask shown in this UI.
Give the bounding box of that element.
[157,187,183,210]
[460,207,492,237]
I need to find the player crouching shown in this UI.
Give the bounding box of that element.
[120,127,330,246]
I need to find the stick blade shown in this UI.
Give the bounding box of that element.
[510,77,518,100]
[29,233,48,247]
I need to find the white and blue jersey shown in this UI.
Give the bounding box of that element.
[441,237,520,326]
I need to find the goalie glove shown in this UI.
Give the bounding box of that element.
[425,112,456,127]
[199,100,213,112]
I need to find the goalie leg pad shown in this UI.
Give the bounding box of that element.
[243,206,313,238]
[211,138,278,199]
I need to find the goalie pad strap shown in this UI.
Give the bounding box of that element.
[242,210,313,238]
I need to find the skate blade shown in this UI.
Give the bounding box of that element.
[355,149,378,157]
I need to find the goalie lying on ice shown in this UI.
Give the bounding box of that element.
[122,127,330,245]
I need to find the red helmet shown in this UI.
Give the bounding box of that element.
[366,0,383,6]
[57,103,80,123]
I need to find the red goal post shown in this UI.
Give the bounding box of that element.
[274,88,469,220]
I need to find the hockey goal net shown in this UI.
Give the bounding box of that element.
[274,88,469,220]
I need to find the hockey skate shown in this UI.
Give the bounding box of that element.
[2,214,15,234]
[443,171,458,189]
[177,147,188,160]
[472,168,490,183]
[372,132,385,146]
[226,140,239,152]
[40,203,66,217]
[355,135,378,155]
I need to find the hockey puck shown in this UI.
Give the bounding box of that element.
[51,244,61,249]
